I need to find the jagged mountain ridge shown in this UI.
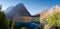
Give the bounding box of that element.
[39,5,60,20]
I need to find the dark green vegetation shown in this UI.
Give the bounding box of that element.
[0,5,9,29]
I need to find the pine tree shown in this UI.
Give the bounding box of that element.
[0,5,9,29]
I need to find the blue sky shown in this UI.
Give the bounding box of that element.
[0,0,60,15]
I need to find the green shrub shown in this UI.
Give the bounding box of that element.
[48,12,60,29]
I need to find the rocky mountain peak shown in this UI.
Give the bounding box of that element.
[5,3,31,18]
[40,5,60,19]
[39,8,48,15]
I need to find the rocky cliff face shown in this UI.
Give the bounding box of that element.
[5,3,31,18]
[39,8,48,19]
[40,5,60,20]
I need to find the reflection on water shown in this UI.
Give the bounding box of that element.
[13,21,41,29]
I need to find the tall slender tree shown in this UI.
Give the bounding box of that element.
[0,5,9,29]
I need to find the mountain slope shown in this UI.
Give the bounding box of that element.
[5,3,31,18]
[4,6,14,15]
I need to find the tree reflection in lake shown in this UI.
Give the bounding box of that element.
[14,21,41,29]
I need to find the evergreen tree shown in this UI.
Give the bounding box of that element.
[0,5,9,29]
